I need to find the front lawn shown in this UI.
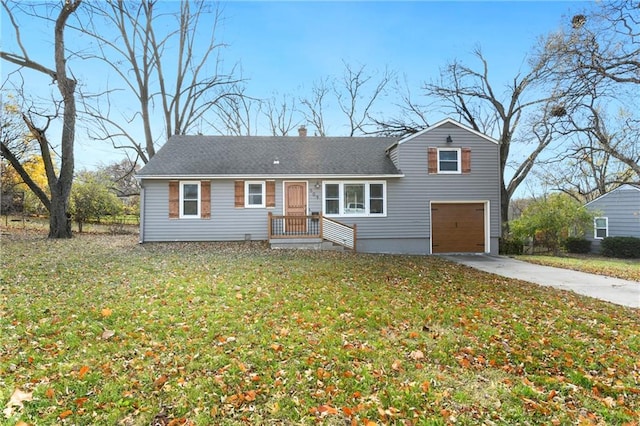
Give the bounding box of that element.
[517,254,640,282]
[1,231,639,425]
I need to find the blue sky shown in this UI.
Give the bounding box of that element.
[221,1,583,98]
[1,1,592,170]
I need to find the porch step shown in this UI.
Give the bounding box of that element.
[269,238,346,251]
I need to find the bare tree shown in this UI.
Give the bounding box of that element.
[79,0,243,162]
[335,62,394,136]
[371,75,432,137]
[1,0,82,238]
[298,63,395,137]
[422,49,564,235]
[263,93,301,136]
[540,1,639,177]
[559,100,640,178]
[299,77,331,137]
[560,1,639,86]
[99,158,141,198]
[536,143,633,203]
[206,84,261,136]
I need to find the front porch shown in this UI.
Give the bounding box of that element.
[267,212,357,251]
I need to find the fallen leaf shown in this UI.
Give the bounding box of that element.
[601,396,615,408]
[78,365,90,379]
[45,388,55,399]
[3,388,33,418]
[59,409,73,419]
[317,404,338,415]
[101,308,112,317]
[409,350,425,360]
[102,329,115,340]
[154,375,168,389]
[341,406,354,417]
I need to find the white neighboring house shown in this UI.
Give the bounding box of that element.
[584,184,640,252]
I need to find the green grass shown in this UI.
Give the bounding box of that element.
[517,254,640,281]
[1,230,639,425]
[2,214,138,235]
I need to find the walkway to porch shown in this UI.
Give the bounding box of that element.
[267,212,357,251]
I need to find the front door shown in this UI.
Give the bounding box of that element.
[285,182,308,233]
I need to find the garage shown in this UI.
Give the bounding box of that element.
[431,203,486,253]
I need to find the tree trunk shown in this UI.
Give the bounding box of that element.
[501,181,510,238]
[49,186,72,238]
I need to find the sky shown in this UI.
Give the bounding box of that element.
[1,0,593,172]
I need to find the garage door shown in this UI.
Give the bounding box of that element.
[431,203,485,253]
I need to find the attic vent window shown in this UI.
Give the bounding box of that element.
[273,159,280,165]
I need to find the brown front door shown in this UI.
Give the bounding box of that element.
[285,182,307,233]
[432,203,485,253]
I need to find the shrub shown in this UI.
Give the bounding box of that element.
[563,237,591,254]
[500,237,523,255]
[510,193,593,255]
[600,237,640,259]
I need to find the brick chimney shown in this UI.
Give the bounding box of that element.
[298,125,307,137]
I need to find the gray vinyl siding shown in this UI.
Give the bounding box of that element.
[388,145,399,167]
[315,123,500,254]
[357,122,500,254]
[585,186,640,252]
[139,121,501,254]
[141,179,282,242]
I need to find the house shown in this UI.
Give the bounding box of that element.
[136,118,501,254]
[584,184,640,252]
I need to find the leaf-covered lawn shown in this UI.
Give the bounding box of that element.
[517,254,640,282]
[2,232,639,425]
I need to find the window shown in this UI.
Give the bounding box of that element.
[325,184,340,214]
[169,181,210,219]
[245,181,265,208]
[180,181,200,218]
[369,183,384,214]
[323,181,386,217]
[344,184,365,214]
[594,217,608,239]
[438,148,461,173]
[429,147,471,174]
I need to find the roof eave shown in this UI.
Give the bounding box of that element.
[396,117,500,145]
[137,173,405,180]
[585,183,640,206]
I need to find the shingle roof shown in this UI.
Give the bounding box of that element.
[137,135,403,177]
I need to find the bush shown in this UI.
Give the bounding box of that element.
[510,193,593,255]
[600,236,640,259]
[563,237,591,254]
[500,237,523,255]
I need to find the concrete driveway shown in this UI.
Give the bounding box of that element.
[442,255,640,309]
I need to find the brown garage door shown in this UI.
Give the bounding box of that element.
[431,203,485,253]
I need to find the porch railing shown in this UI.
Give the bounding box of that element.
[322,216,357,251]
[268,212,357,250]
